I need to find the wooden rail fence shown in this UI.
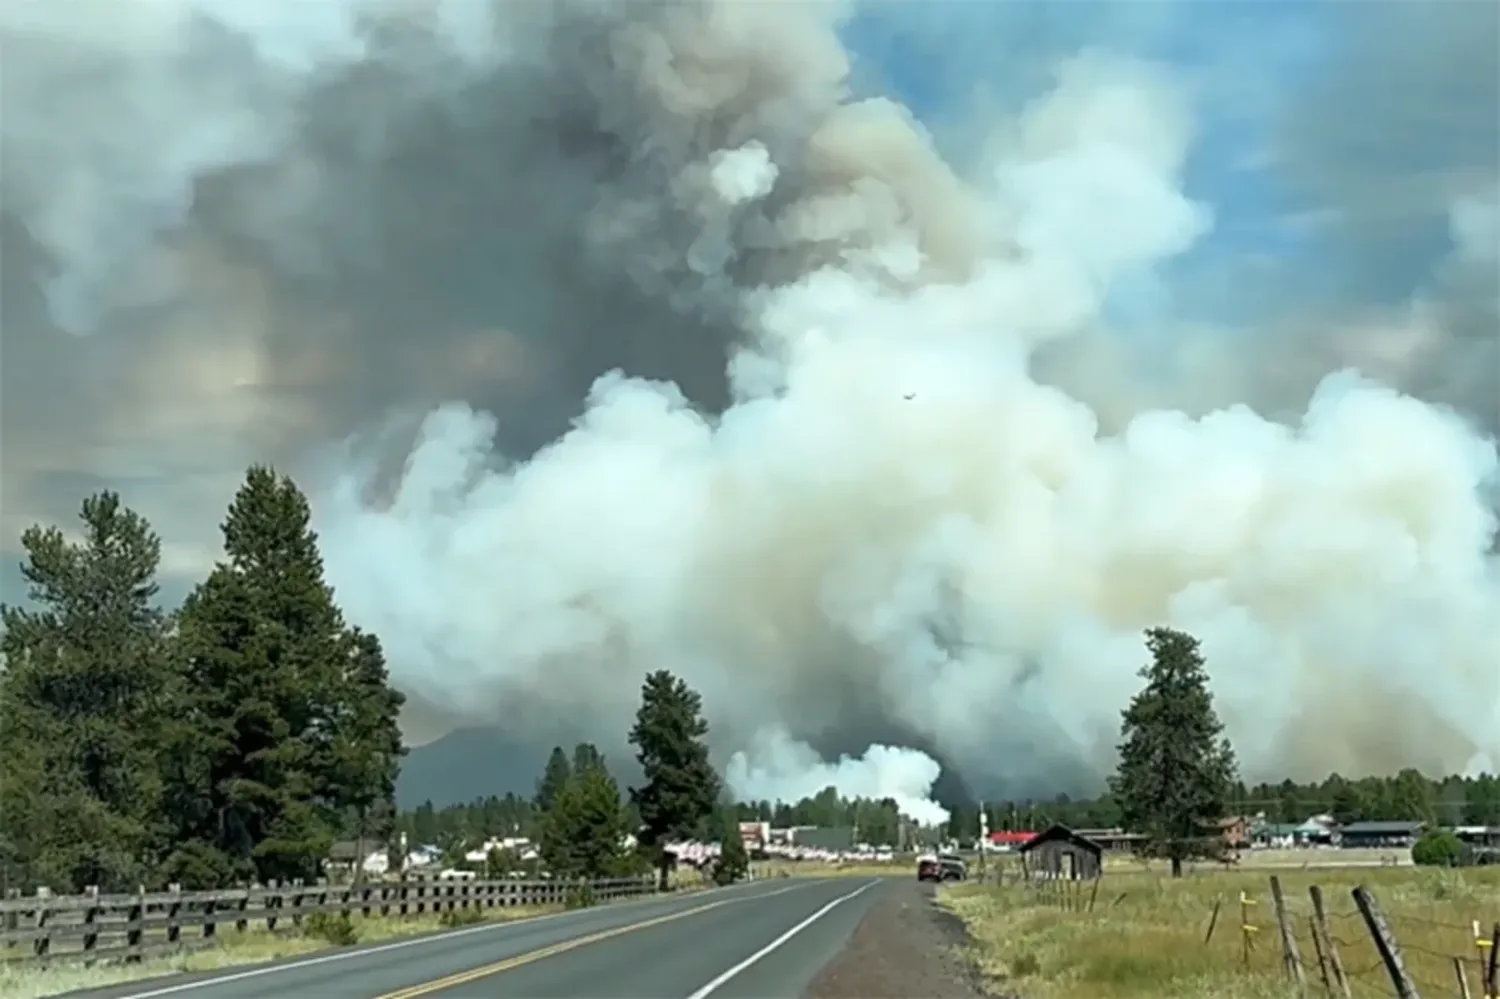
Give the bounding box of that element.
[0,875,656,967]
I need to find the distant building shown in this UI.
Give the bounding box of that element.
[793,826,856,853]
[1018,825,1104,881]
[739,821,769,850]
[1213,817,1251,850]
[1453,826,1500,849]
[987,830,1037,852]
[1338,820,1425,848]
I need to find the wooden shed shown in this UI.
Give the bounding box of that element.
[1018,824,1104,881]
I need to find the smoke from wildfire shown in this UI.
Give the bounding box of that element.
[2,0,1497,821]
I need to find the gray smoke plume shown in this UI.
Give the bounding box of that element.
[2,0,1497,814]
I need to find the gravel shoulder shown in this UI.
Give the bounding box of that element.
[804,879,990,999]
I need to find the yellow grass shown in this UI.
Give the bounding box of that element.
[0,902,566,999]
[939,865,1500,999]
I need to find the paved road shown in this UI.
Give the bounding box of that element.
[68,877,888,999]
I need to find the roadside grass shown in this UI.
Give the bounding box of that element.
[0,901,568,999]
[938,865,1500,999]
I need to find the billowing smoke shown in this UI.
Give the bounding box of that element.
[3,0,1498,815]
[726,731,950,827]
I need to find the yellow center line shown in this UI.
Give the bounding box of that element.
[371,883,815,999]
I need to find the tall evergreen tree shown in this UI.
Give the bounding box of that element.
[572,742,604,777]
[323,629,407,882]
[535,747,572,814]
[628,670,721,890]
[0,493,172,891]
[539,754,629,879]
[170,466,351,885]
[1109,627,1237,877]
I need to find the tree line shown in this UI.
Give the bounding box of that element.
[0,471,406,894]
[931,769,1500,843]
[0,471,746,895]
[400,672,747,889]
[12,478,1489,895]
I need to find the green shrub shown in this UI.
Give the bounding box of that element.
[303,910,359,946]
[1411,830,1465,867]
[439,906,487,928]
[565,883,597,910]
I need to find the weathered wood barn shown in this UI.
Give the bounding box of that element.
[1019,824,1104,881]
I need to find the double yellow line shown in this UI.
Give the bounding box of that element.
[372,893,740,999]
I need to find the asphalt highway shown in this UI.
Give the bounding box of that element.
[68,877,887,999]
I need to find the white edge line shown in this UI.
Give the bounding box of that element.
[107,877,820,999]
[684,878,882,999]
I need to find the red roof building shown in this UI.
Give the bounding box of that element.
[988,830,1038,848]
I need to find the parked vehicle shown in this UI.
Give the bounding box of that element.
[917,852,968,882]
[938,852,968,881]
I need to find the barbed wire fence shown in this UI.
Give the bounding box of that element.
[1008,863,1498,999]
[1216,875,1497,998]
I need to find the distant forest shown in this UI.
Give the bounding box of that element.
[400,768,1500,850]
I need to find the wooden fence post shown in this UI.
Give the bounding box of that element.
[1351,885,1419,999]
[1486,923,1498,999]
[1309,885,1351,999]
[266,880,280,933]
[3,887,18,951]
[202,892,217,941]
[1204,895,1222,945]
[1308,915,1331,994]
[125,886,145,964]
[1270,876,1307,992]
[80,886,101,964]
[1240,890,1259,968]
[1454,956,1473,999]
[166,883,183,949]
[32,886,51,960]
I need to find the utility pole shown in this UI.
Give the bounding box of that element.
[978,802,989,881]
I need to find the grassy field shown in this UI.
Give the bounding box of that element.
[939,865,1500,999]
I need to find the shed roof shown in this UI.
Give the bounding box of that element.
[1018,824,1104,857]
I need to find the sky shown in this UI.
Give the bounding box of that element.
[1,0,1496,792]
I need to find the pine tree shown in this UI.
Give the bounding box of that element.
[0,493,172,891]
[572,742,603,777]
[715,814,749,886]
[535,747,572,814]
[169,466,351,885]
[1109,627,1238,877]
[628,670,721,890]
[539,759,629,880]
[323,629,407,883]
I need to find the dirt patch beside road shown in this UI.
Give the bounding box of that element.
[804,879,995,999]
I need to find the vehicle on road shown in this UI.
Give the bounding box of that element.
[916,852,967,882]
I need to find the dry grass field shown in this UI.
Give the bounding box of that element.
[939,865,1500,999]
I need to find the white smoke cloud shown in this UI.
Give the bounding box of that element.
[726,730,949,827]
[5,0,1499,813]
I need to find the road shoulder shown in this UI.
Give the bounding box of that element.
[803,879,991,999]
